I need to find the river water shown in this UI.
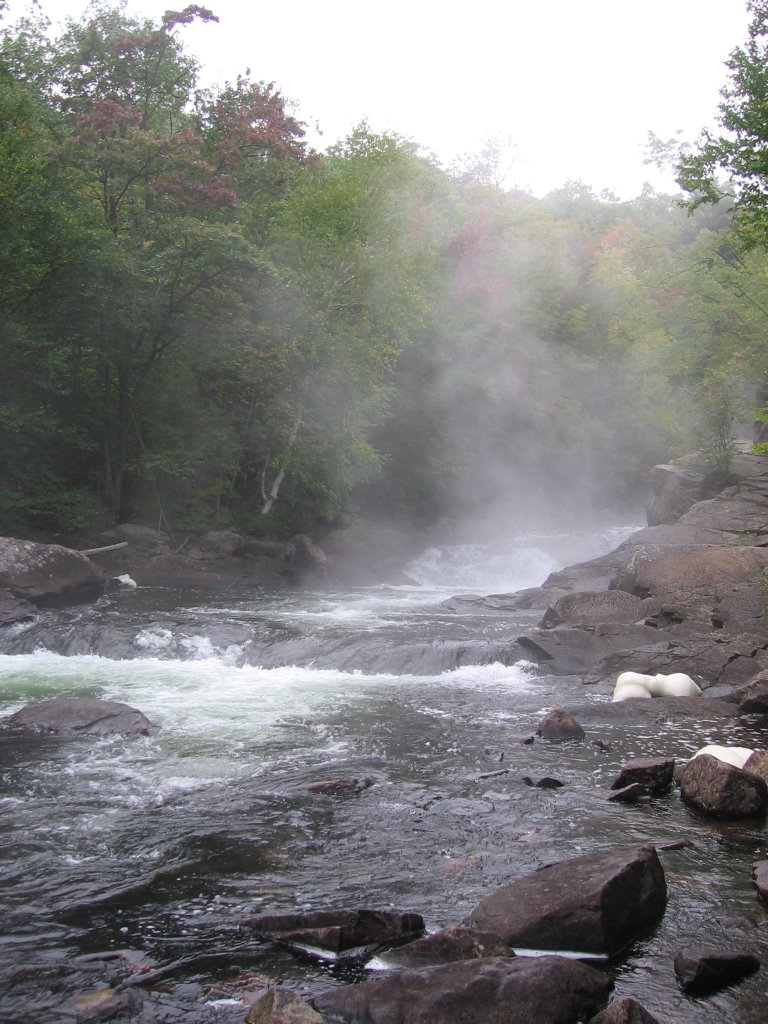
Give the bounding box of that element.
[1,523,767,1023]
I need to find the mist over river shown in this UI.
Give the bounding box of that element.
[2,521,768,1023]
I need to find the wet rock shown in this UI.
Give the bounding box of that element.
[313,954,612,1024]
[0,536,105,606]
[517,624,666,676]
[606,783,648,804]
[657,839,693,852]
[678,753,767,818]
[202,971,270,1006]
[673,947,760,995]
[372,926,510,969]
[744,750,768,784]
[443,590,563,614]
[2,697,158,738]
[68,986,140,1021]
[587,996,661,1024]
[463,845,666,957]
[307,778,374,795]
[0,588,36,626]
[246,908,425,957]
[610,757,675,795]
[245,985,325,1023]
[522,776,566,789]
[540,590,644,628]
[734,672,768,712]
[536,708,585,741]
[752,861,768,901]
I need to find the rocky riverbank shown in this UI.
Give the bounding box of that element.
[444,448,768,693]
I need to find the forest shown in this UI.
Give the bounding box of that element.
[2,0,768,542]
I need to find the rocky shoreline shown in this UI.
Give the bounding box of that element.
[442,449,768,692]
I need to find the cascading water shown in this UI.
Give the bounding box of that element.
[1,522,767,1023]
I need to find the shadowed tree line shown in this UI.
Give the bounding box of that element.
[1,1,768,539]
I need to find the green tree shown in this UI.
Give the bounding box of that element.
[678,0,768,248]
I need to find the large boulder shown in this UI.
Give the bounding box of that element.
[2,697,157,738]
[677,753,768,818]
[463,845,666,957]
[312,955,612,1024]
[0,537,104,606]
[646,458,710,526]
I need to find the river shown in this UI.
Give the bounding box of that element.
[1,522,767,1023]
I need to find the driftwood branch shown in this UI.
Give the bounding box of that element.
[79,542,129,555]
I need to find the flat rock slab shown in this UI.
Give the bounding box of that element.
[3,697,157,737]
[517,625,665,676]
[463,845,666,957]
[678,753,768,818]
[674,947,760,995]
[313,955,612,1024]
[372,927,509,970]
[246,908,424,957]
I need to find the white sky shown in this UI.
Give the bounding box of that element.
[4,0,753,198]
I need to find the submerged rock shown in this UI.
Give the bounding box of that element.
[463,845,667,957]
[3,697,157,738]
[673,947,760,995]
[606,783,649,804]
[313,955,612,1024]
[307,778,374,795]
